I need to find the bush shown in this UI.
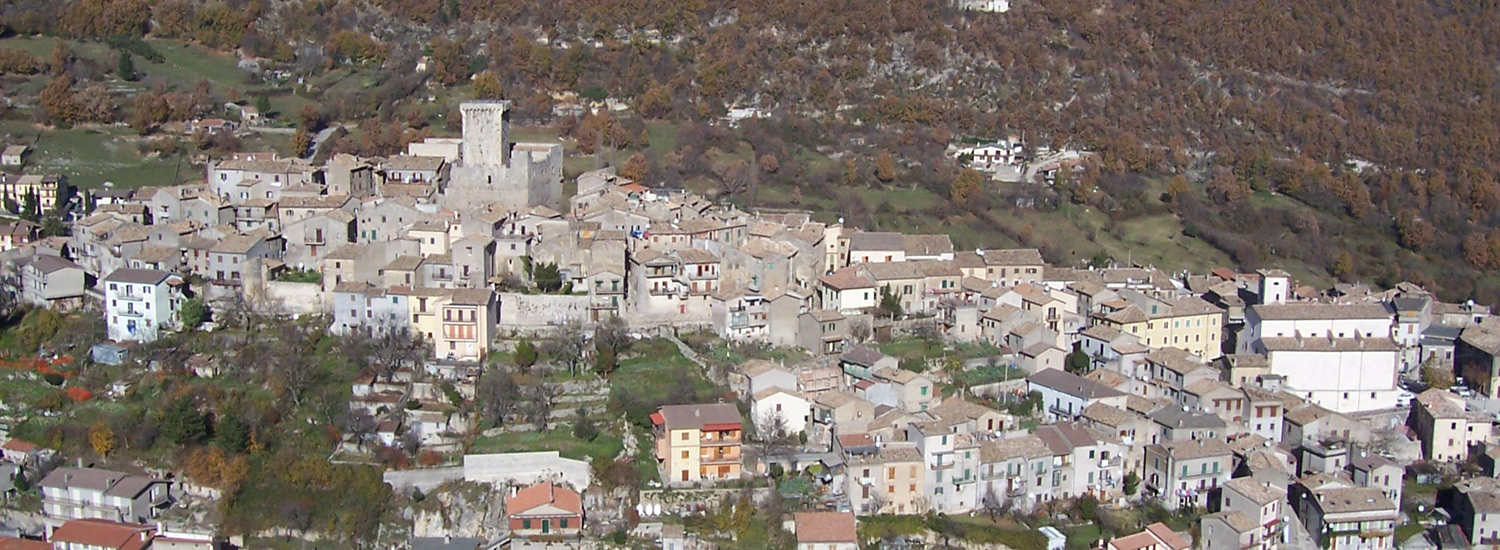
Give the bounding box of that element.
[42,372,64,386]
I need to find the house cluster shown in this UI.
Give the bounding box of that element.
[652,262,1499,550]
[346,360,479,453]
[0,100,561,355]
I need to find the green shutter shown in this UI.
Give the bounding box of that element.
[523,519,531,529]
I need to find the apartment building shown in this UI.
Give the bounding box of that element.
[39,468,171,524]
[1290,482,1397,550]
[1094,290,1225,359]
[1409,388,1492,462]
[652,403,743,486]
[841,435,923,515]
[1143,438,1233,510]
[103,269,185,343]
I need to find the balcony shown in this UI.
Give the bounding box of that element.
[701,452,740,464]
[929,461,955,470]
[116,308,145,318]
[431,272,453,281]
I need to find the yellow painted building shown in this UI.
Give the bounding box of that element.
[1096,293,1225,358]
[653,403,743,486]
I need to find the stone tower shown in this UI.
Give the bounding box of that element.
[441,99,563,212]
[460,100,512,167]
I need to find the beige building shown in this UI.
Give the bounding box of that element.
[1143,438,1233,510]
[0,174,71,214]
[1095,291,1225,358]
[1409,388,1493,462]
[840,434,923,515]
[652,403,743,486]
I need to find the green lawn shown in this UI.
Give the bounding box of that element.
[18,124,184,188]
[1063,524,1103,550]
[880,337,944,360]
[470,429,623,461]
[608,338,728,426]
[1395,522,1426,543]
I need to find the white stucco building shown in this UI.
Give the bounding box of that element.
[752,388,810,437]
[1239,303,1400,413]
[104,268,185,343]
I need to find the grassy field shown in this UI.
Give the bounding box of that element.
[0,120,185,188]
[470,429,623,461]
[608,338,729,426]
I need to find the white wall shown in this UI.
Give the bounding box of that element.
[1268,349,1399,413]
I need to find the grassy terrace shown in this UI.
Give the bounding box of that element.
[470,430,623,461]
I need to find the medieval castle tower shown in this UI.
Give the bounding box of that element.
[441,100,563,212]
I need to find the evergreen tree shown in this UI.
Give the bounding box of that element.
[573,407,598,442]
[215,414,250,454]
[116,52,135,81]
[161,397,208,445]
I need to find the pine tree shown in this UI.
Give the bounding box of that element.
[117,52,136,81]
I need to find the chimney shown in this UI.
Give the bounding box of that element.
[445,535,452,544]
[139,531,149,542]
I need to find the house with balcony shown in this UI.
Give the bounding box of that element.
[282,210,355,269]
[39,467,172,524]
[1289,479,1397,550]
[711,286,770,343]
[978,434,1053,512]
[432,289,497,361]
[629,248,683,315]
[841,435,924,515]
[206,231,278,290]
[652,403,743,486]
[902,398,1012,513]
[799,309,848,355]
[19,255,87,311]
[1215,477,1287,550]
[817,266,878,314]
[1027,368,1129,422]
[1035,422,1124,501]
[1139,347,1217,402]
[103,269,185,343]
[1143,438,1233,510]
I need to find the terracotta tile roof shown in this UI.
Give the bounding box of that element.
[820,266,877,290]
[654,403,741,431]
[0,439,37,453]
[793,511,857,543]
[0,536,50,550]
[980,248,1043,266]
[504,481,583,517]
[49,519,152,550]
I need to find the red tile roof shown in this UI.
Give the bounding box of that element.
[794,511,857,543]
[0,536,50,550]
[50,519,153,550]
[505,482,583,517]
[1,439,37,453]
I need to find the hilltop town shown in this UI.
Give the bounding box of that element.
[0,99,1496,550]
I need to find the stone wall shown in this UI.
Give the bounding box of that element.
[498,292,590,328]
[462,451,591,490]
